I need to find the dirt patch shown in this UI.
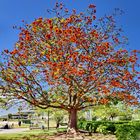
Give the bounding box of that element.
[22,133,117,140]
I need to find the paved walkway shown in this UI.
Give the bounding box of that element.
[0,128,29,134]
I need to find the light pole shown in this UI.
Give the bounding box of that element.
[47,110,50,130]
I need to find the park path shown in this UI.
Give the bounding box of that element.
[0,128,29,134]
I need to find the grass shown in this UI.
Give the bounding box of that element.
[0,129,117,140]
[0,120,139,140]
[0,128,67,140]
[0,129,55,140]
[0,119,65,139]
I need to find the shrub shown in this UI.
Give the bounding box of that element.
[22,119,31,124]
[92,116,97,121]
[78,120,140,137]
[92,121,101,132]
[115,124,137,140]
[96,124,110,135]
[78,116,86,121]
[86,122,93,132]
[128,121,140,131]
[106,123,116,134]
[78,121,88,130]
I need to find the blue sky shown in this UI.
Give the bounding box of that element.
[0,0,140,115]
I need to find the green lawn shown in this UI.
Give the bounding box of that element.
[3,128,140,140]
[0,129,56,140]
[0,128,67,140]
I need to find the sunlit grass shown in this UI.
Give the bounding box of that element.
[0,129,55,140]
[0,128,67,140]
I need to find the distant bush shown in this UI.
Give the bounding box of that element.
[22,119,31,124]
[119,115,132,121]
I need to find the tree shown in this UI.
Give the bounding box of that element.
[117,102,133,120]
[93,104,121,121]
[8,113,13,120]
[34,107,67,129]
[53,109,66,129]
[133,108,140,120]
[0,88,9,108]
[0,3,139,130]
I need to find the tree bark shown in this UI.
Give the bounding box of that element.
[69,109,77,130]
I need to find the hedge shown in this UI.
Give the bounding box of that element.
[22,119,31,124]
[78,120,140,140]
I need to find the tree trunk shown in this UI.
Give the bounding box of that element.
[56,122,60,129]
[69,109,77,130]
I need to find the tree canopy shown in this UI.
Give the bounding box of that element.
[0,3,139,129]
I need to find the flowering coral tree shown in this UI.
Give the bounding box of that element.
[0,3,140,130]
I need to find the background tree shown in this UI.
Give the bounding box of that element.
[34,107,67,129]
[0,3,139,130]
[8,113,12,120]
[78,109,90,121]
[93,105,120,121]
[133,108,140,120]
[93,102,135,121]
[117,102,133,120]
[53,109,66,129]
